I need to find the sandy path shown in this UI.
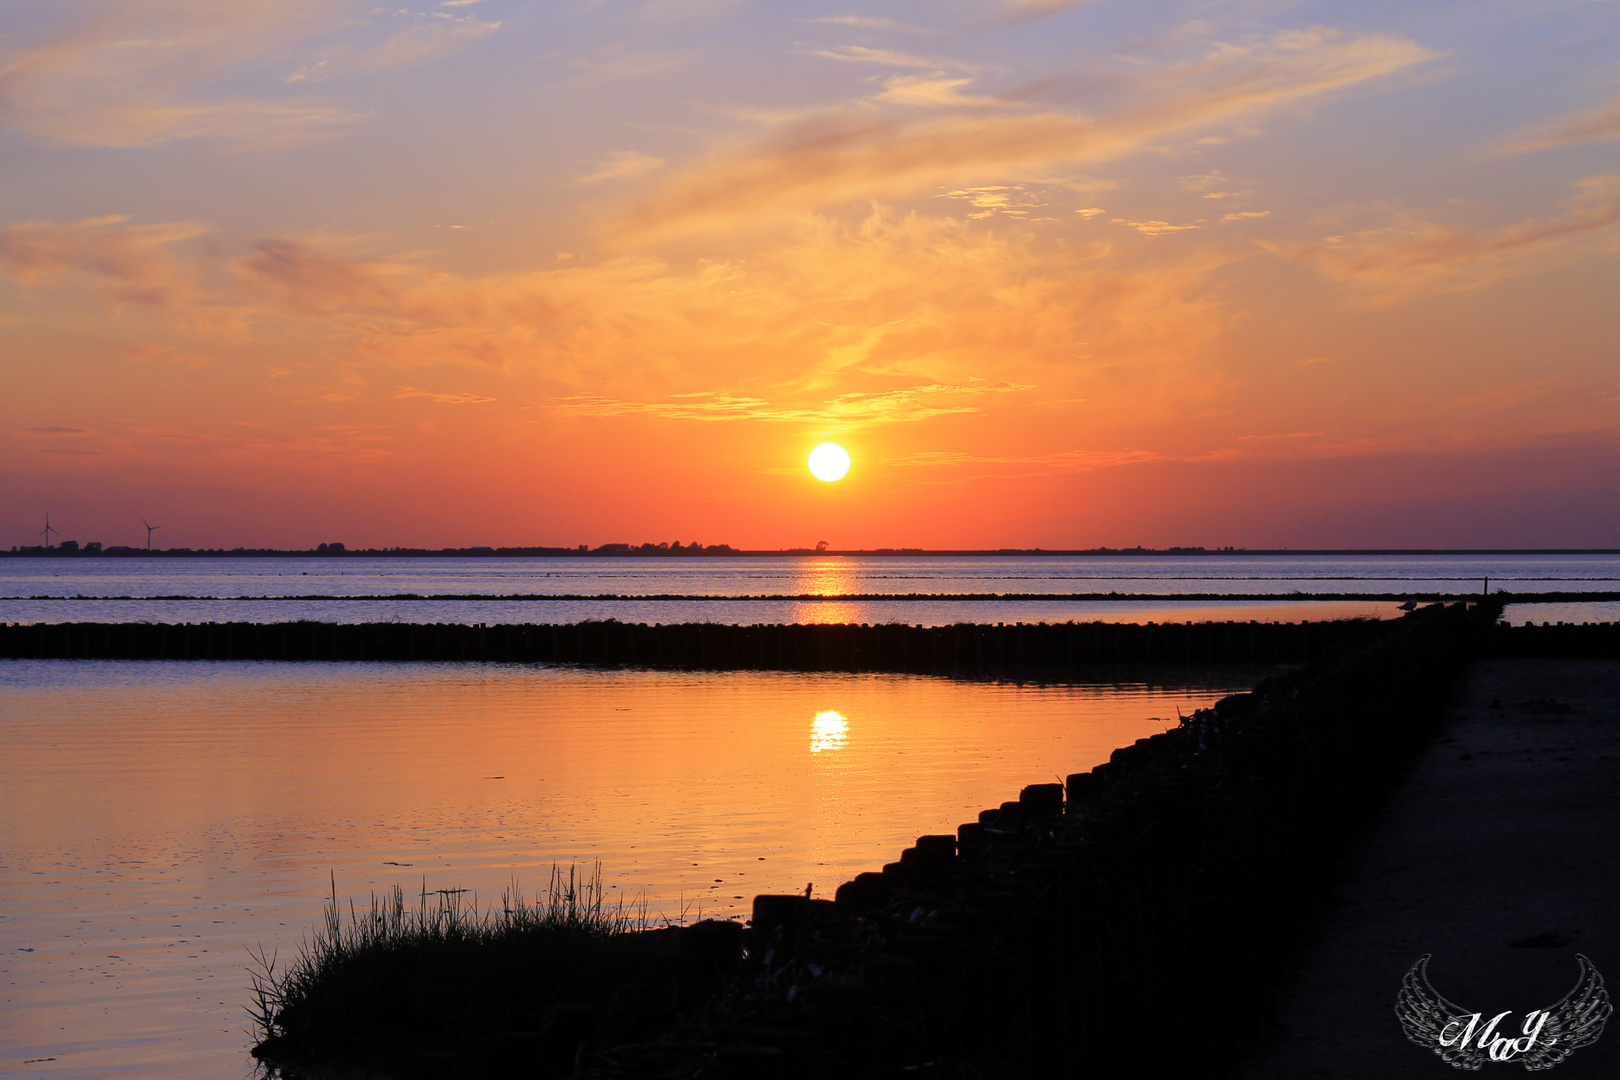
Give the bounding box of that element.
[1235,659,1620,1078]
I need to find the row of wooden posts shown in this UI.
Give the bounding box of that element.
[654,601,1510,1079]
[1,616,1613,671]
[0,617,1391,671]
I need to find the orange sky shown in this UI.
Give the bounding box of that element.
[2,1,1617,549]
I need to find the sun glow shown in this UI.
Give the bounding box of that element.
[808,443,851,482]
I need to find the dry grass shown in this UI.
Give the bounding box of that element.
[249,864,654,1069]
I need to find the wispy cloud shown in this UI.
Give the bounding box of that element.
[288,15,501,82]
[395,386,495,404]
[120,344,213,367]
[974,0,1097,27]
[0,1,497,147]
[939,185,1047,219]
[809,15,937,34]
[553,381,1031,426]
[1265,173,1620,303]
[577,150,667,184]
[802,45,978,72]
[1113,218,1200,235]
[569,43,690,81]
[3,207,1233,436]
[875,75,1006,109]
[883,447,1163,471]
[1499,92,1620,155]
[620,27,1436,238]
[0,215,208,308]
[0,1,365,147]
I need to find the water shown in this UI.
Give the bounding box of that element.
[2,553,1615,625]
[4,551,1613,1078]
[0,660,1257,1078]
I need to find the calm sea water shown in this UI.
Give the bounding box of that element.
[2,554,1614,625]
[2,553,1613,1077]
[0,661,1256,1079]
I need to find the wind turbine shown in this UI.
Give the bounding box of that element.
[142,518,161,551]
[39,513,58,549]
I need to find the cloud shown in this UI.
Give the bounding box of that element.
[1221,210,1269,223]
[620,27,1435,238]
[939,185,1048,219]
[1113,218,1200,235]
[0,215,208,307]
[24,426,91,435]
[578,150,668,184]
[7,207,1232,441]
[395,386,495,404]
[552,381,1031,425]
[0,1,496,147]
[883,447,1163,471]
[875,75,1006,109]
[974,0,1096,26]
[1500,93,1620,155]
[0,1,369,147]
[809,15,935,34]
[341,17,501,75]
[802,45,978,72]
[569,43,690,81]
[1265,173,1620,303]
[120,344,213,367]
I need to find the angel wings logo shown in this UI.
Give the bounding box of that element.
[1395,954,1612,1070]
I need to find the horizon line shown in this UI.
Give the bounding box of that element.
[6,544,1620,558]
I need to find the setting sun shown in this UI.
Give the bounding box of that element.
[808,444,851,483]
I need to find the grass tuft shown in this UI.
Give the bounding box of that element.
[249,863,662,1073]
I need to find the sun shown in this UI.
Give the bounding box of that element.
[808,443,851,482]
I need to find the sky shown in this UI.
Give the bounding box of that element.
[1,0,1617,551]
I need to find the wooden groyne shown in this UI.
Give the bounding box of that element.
[1483,618,1620,657]
[0,618,1386,672]
[3,617,1611,674]
[572,602,1506,1079]
[238,602,1618,1079]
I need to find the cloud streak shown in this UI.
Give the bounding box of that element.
[883,447,1163,471]
[1500,93,1620,155]
[619,27,1435,238]
[0,215,208,307]
[552,381,1031,425]
[578,150,667,184]
[0,0,495,147]
[1267,173,1620,303]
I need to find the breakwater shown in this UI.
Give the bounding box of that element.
[1,618,1384,672]
[3,617,1611,673]
[572,602,1504,1079]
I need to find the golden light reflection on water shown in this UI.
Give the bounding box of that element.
[0,660,1259,1079]
[790,600,866,624]
[795,557,857,597]
[809,709,849,753]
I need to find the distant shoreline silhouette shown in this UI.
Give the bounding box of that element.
[4,542,1619,559]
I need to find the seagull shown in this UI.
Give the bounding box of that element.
[1397,600,1418,611]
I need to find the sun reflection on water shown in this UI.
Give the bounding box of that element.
[795,558,858,597]
[809,709,849,753]
[790,559,867,623]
